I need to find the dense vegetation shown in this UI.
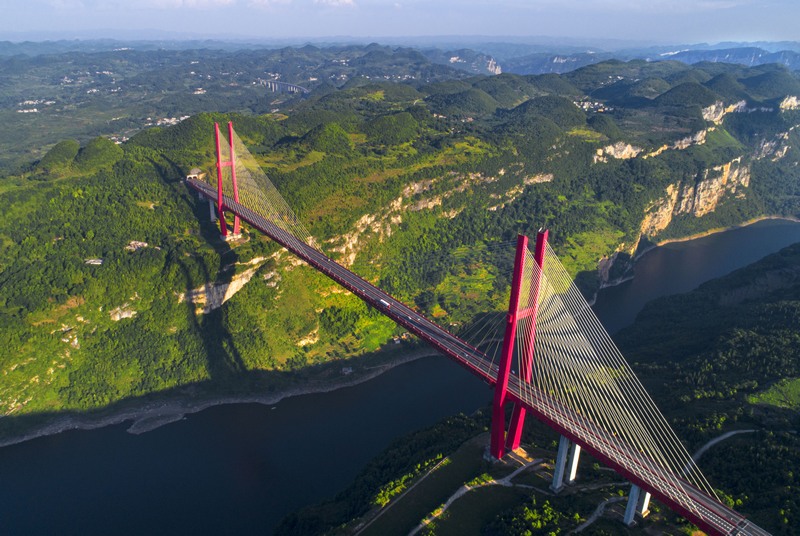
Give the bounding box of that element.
[615,243,800,532]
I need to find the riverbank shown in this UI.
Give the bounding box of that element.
[0,347,441,449]
[634,215,800,261]
[590,215,800,304]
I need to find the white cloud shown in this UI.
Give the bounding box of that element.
[512,0,755,12]
[313,0,356,7]
[248,0,292,7]
[47,0,86,8]
[144,0,236,8]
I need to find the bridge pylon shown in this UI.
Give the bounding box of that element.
[490,230,548,460]
[214,121,242,239]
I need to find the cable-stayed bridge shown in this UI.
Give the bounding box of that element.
[185,122,769,536]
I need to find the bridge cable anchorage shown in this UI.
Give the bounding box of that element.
[184,123,771,536]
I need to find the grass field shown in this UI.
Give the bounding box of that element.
[748,377,800,410]
[360,435,492,536]
[430,486,527,536]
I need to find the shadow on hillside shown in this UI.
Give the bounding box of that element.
[0,338,428,445]
[180,178,249,382]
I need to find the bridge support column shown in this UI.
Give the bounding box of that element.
[209,198,217,222]
[623,485,651,526]
[551,435,581,492]
[550,435,570,492]
[567,443,581,484]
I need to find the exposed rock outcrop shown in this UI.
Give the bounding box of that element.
[329,201,403,267]
[179,257,267,313]
[702,100,747,124]
[594,142,643,163]
[755,124,798,161]
[780,96,800,111]
[328,166,539,265]
[109,305,137,321]
[640,158,751,237]
[297,327,319,347]
[489,173,554,211]
[595,127,720,164]
[644,128,713,159]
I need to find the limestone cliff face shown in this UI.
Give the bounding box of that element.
[640,157,751,237]
[780,96,800,111]
[702,100,747,124]
[640,184,681,237]
[593,142,643,163]
[677,157,750,217]
[595,128,716,163]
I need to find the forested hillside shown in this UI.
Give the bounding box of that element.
[614,243,800,532]
[1,59,799,442]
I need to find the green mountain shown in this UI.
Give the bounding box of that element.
[1,59,799,445]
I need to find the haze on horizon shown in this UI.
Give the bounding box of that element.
[3,0,799,47]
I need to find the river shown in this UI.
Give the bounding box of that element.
[2,218,800,535]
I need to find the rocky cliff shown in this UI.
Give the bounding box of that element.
[640,157,751,238]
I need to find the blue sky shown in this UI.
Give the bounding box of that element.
[3,0,798,44]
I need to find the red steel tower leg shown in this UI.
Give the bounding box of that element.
[505,230,548,451]
[490,234,529,459]
[214,122,228,237]
[227,121,241,236]
[213,121,243,238]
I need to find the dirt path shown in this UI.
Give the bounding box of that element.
[692,429,757,462]
[408,457,545,536]
[570,495,627,534]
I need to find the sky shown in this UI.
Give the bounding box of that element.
[2,0,799,46]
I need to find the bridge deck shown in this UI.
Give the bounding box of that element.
[186,177,770,536]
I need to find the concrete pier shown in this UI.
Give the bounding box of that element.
[551,436,581,492]
[624,484,651,526]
